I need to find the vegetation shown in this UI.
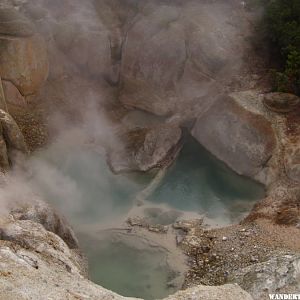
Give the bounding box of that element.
[265,0,300,94]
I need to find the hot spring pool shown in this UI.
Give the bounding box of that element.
[26,135,265,299]
[79,231,182,300]
[148,136,266,225]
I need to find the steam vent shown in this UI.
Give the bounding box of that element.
[0,0,299,299]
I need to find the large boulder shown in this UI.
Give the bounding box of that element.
[192,93,276,180]
[229,253,300,299]
[108,125,182,173]
[0,34,49,95]
[119,1,255,117]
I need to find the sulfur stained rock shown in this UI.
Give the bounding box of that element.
[0,34,49,96]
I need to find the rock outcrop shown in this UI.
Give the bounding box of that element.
[108,125,182,173]
[229,253,300,300]
[192,92,277,181]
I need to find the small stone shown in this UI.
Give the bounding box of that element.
[222,236,228,241]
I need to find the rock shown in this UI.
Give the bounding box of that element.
[108,125,182,173]
[11,198,78,249]
[2,80,26,107]
[0,6,35,37]
[0,220,82,275]
[0,109,28,157]
[173,219,203,232]
[222,236,228,241]
[0,34,49,95]
[0,127,9,171]
[284,141,300,183]
[165,284,253,300]
[0,78,8,112]
[127,216,147,228]
[263,93,300,113]
[22,3,48,21]
[230,253,300,299]
[119,1,254,118]
[148,224,168,234]
[182,235,203,248]
[143,208,183,226]
[192,94,276,180]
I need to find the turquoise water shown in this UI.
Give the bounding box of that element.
[148,136,265,223]
[26,135,265,299]
[29,143,150,225]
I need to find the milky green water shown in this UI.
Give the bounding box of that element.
[79,231,180,300]
[28,136,265,299]
[148,136,265,224]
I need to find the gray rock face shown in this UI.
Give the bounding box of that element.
[192,94,276,179]
[108,125,182,173]
[0,6,35,37]
[229,253,300,300]
[119,0,255,117]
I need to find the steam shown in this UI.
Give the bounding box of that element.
[0,0,264,229]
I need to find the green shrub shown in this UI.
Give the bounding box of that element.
[265,0,300,94]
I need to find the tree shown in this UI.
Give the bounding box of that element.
[265,0,300,94]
